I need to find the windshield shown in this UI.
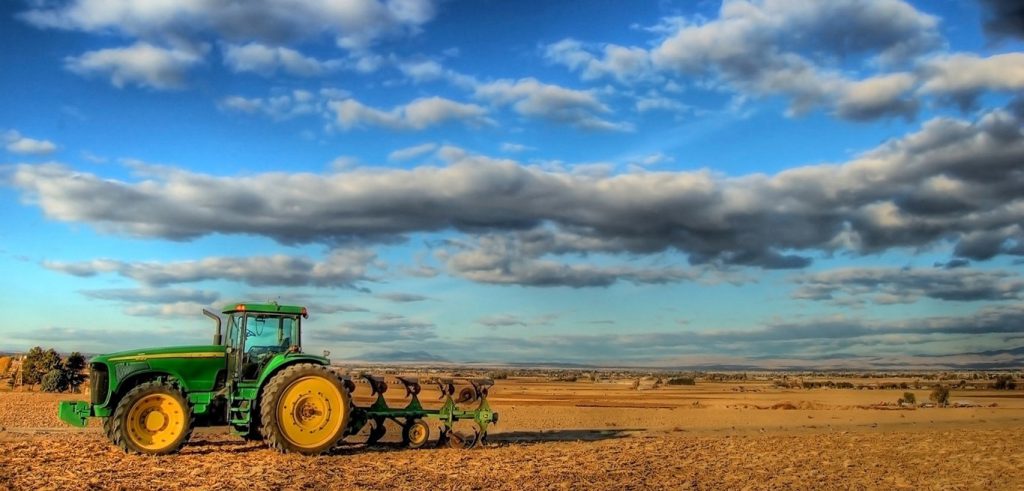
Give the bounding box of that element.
[244,314,300,355]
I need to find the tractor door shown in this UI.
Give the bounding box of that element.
[225,313,245,382]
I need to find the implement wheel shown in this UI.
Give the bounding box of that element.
[402,419,430,449]
[457,387,477,404]
[110,381,193,455]
[260,364,351,455]
[444,429,478,449]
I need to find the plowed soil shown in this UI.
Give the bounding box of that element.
[2,378,1023,490]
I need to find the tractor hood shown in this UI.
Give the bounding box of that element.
[92,344,227,364]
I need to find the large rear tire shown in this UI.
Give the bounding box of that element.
[259,364,351,455]
[110,381,193,455]
[101,416,115,443]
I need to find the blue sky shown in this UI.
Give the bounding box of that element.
[1,0,1023,368]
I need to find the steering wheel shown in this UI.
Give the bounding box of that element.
[247,345,276,361]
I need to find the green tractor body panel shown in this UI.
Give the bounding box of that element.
[86,344,227,416]
[250,352,329,389]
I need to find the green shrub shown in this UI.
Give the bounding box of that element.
[486,370,510,380]
[41,369,68,393]
[901,392,916,404]
[22,347,62,386]
[666,377,696,386]
[994,375,1016,390]
[930,385,950,406]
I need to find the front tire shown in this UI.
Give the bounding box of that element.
[110,381,193,455]
[260,364,351,455]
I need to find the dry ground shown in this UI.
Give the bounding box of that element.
[2,378,1023,490]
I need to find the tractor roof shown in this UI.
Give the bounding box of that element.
[221,302,307,316]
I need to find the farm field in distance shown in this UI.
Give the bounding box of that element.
[2,371,1023,490]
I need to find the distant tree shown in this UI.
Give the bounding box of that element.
[65,352,87,392]
[900,392,916,405]
[994,375,1016,390]
[486,370,510,380]
[667,377,696,386]
[41,369,69,393]
[22,347,63,386]
[930,385,951,406]
[20,348,87,392]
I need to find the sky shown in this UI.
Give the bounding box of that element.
[1,0,1023,369]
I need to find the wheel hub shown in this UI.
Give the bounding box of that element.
[289,393,329,430]
[143,410,168,432]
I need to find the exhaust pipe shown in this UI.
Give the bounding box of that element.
[203,309,223,345]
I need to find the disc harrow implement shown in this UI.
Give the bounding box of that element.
[344,374,497,449]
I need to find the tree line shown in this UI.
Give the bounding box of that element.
[19,347,87,392]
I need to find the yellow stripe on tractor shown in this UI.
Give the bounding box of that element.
[107,352,225,362]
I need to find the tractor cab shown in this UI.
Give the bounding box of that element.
[219,303,307,381]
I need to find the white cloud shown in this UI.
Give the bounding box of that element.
[45,250,379,288]
[500,142,533,153]
[628,152,674,167]
[545,38,658,84]
[21,0,439,50]
[397,59,476,88]
[80,150,108,163]
[9,92,1024,270]
[218,90,319,120]
[123,302,211,318]
[4,130,57,155]
[542,0,943,121]
[635,94,690,113]
[65,42,202,90]
[474,78,630,131]
[328,96,490,130]
[388,142,438,161]
[919,53,1024,107]
[222,42,340,77]
[834,73,918,121]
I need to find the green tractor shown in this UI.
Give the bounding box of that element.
[58,302,497,455]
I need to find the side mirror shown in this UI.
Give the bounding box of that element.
[322,350,331,358]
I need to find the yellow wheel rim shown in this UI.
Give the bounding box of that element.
[277,375,346,449]
[409,423,428,446]
[126,393,186,452]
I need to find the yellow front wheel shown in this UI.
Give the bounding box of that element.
[260,364,351,454]
[111,381,193,455]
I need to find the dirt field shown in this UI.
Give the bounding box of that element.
[2,378,1023,490]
